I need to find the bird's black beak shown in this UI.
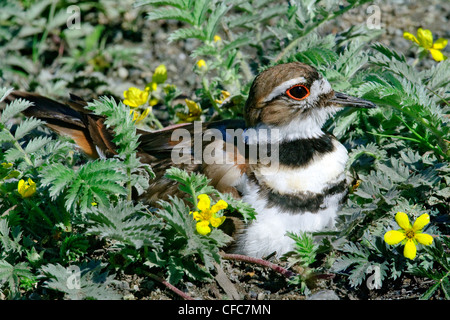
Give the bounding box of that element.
[329,92,377,108]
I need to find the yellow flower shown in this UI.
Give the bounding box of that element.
[176,99,202,122]
[213,35,222,43]
[18,178,36,198]
[152,64,167,84]
[123,87,150,108]
[214,90,231,105]
[130,107,151,123]
[1,162,13,169]
[384,212,433,260]
[190,194,227,235]
[196,59,207,69]
[91,202,97,206]
[146,81,158,92]
[404,28,448,61]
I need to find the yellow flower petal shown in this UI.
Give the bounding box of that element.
[191,211,202,221]
[412,213,430,231]
[433,38,448,50]
[18,178,36,198]
[18,179,24,190]
[146,82,158,92]
[211,200,228,214]
[210,216,226,228]
[135,108,151,123]
[417,28,433,49]
[1,162,13,169]
[152,64,167,84]
[384,230,405,245]
[130,110,139,121]
[196,59,207,69]
[403,32,419,44]
[395,212,412,230]
[196,220,211,235]
[185,99,201,114]
[415,233,433,246]
[221,90,231,99]
[197,194,211,212]
[149,98,159,106]
[428,48,447,62]
[123,87,149,108]
[214,35,222,42]
[403,239,417,260]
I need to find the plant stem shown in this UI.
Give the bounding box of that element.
[221,252,296,278]
[34,0,57,63]
[2,128,33,167]
[151,115,164,130]
[146,273,194,300]
[202,78,225,118]
[126,165,132,201]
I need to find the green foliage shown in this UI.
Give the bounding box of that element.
[85,200,163,250]
[41,160,127,213]
[148,196,229,284]
[148,167,256,285]
[41,261,121,300]
[165,167,257,222]
[285,232,319,267]
[283,232,319,294]
[412,237,450,300]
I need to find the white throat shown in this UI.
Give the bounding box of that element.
[243,106,340,145]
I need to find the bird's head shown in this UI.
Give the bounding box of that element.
[244,62,375,141]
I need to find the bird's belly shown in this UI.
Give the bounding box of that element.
[236,206,339,258]
[235,142,349,258]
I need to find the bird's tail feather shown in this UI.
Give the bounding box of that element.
[5,91,116,158]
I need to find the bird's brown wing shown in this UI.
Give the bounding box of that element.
[137,119,249,203]
[5,91,249,203]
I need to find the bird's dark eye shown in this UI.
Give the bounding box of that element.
[286,85,310,101]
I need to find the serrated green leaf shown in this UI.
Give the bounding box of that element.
[14,117,44,140]
[1,98,32,124]
[192,0,210,26]
[135,0,188,10]
[40,163,76,198]
[147,7,195,24]
[86,200,163,250]
[168,27,206,42]
[205,3,229,41]
[24,136,53,154]
[42,261,121,300]
[4,148,23,163]
[0,260,33,295]
[0,87,14,103]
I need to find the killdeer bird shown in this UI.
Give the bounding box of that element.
[7,62,375,258]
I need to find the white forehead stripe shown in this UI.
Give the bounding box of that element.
[263,77,306,102]
[307,78,332,105]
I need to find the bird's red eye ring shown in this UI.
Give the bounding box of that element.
[286,84,310,101]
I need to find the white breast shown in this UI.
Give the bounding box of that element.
[253,140,348,194]
[235,141,349,258]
